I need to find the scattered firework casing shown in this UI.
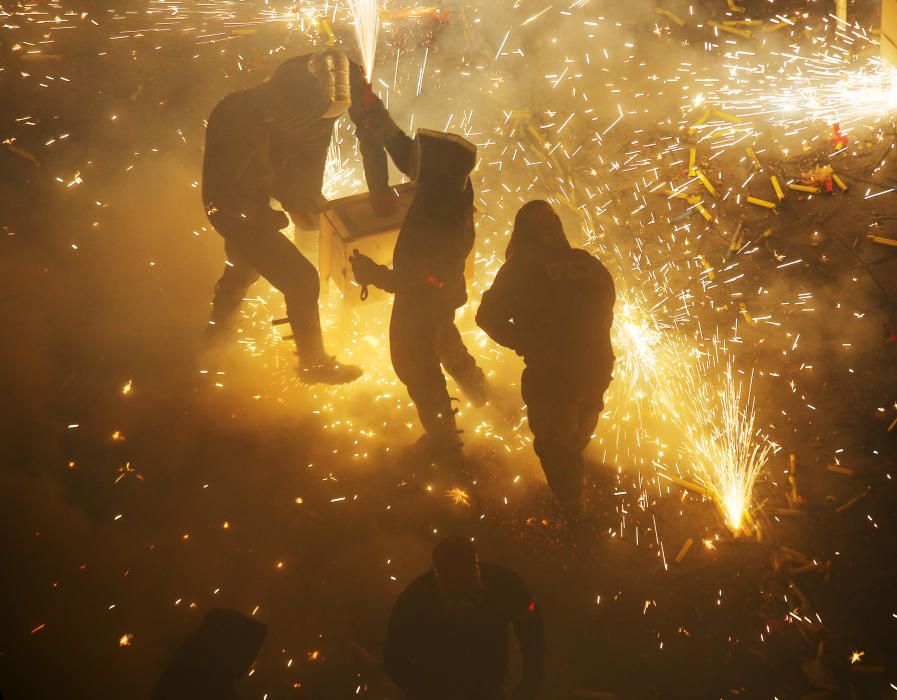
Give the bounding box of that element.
[712,108,741,124]
[674,538,693,563]
[770,176,785,200]
[708,20,752,38]
[688,148,696,176]
[654,7,685,26]
[883,0,897,68]
[868,234,897,247]
[695,169,718,197]
[787,183,819,194]
[832,173,848,191]
[746,147,761,169]
[686,194,713,221]
[689,106,712,134]
[747,196,776,209]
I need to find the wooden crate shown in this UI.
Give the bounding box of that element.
[884,0,897,68]
[319,182,416,304]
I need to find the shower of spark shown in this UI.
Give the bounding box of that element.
[344,0,382,81]
[692,18,897,147]
[659,350,775,533]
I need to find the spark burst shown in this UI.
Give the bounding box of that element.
[344,0,381,81]
[660,350,775,533]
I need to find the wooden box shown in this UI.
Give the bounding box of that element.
[884,0,897,68]
[319,182,416,304]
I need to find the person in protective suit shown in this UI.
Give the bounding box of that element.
[348,115,489,456]
[384,536,544,700]
[202,49,393,384]
[476,201,615,515]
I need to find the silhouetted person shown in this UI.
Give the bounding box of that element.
[476,201,615,515]
[152,608,266,700]
[349,112,489,456]
[203,48,394,384]
[384,536,543,700]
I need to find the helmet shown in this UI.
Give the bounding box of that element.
[409,129,477,191]
[308,48,352,118]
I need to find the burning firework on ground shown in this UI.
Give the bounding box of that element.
[656,347,777,533]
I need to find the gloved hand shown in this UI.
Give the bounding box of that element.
[353,87,402,143]
[349,249,395,295]
[349,250,379,287]
[370,189,399,217]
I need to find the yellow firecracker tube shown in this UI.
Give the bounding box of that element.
[832,173,848,191]
[770,176,785,200]
[746,147,761,169]
[747,196,776,209]
[688,148,696,177]
[788,183,820,194]
[695,169,718,197]
[674,538,694,563]
[709,20,752,38]
[655,7,685,26]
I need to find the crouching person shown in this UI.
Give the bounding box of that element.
[476,201,615,515]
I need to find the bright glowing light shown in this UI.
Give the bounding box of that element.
[345,0,381,81]
[659,350,775,533]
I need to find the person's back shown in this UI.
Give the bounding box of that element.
[202,88,272,217]
[505,245,614,385]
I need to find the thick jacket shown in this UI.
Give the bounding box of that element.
[477,244,615,399]
[202,56,388,221]
[383,563,543,699]
[384,131,474,310]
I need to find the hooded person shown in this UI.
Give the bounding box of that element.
[349,109,489,457]
[475,201,616,515]
[383,536,544,700]
[202,48,395,384]
[152,608,267,700]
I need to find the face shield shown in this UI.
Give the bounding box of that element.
[308,49,352,118]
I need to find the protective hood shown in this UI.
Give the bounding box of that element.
[410,129,477,191]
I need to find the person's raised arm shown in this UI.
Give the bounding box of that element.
[348,61,391,196]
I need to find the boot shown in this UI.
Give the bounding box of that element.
[291,308,363,385]
[408,404,463,462]
[299,357,363,385]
